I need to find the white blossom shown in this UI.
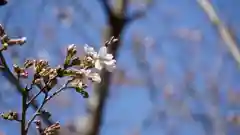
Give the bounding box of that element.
[84,44,97,57]
[83,44,116,72]
[70,77,85,88]
[67,44,76,51]
[77,69,101,83]
[95,46,116,72]
[86,72,101,83]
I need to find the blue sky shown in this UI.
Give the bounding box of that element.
[0,0,240,135]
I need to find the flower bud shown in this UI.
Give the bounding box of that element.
[67,44,77,56]
[1,111,19,121]
[44,122,61,135]
[24,59,34,68]
[13,64,28,78]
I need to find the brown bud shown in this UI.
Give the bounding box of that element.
[44,122,61,135]
[24,59,34,68]
[35,60,49,73]
[34,120,44,134]
[13,64,28,78]
[13,64,21,74]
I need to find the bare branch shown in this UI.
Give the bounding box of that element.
[26,93,48,133]
[99,0,112,16]
[126,0,154,23]
[75,1,154,135]
[27,90,42,106]
[132,35,158,103]
[197,0,240,65]
[26,84,69,133]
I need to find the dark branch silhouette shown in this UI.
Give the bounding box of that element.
[0,0,7,6]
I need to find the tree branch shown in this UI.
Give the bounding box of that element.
[99,0,112,17]
[74,1,154,135]
[26,84,69,133]
[132,36,158,103]
[0,24,54,126]
[197,0,240,65]
[21,85,28,135]
[126,0,154,23]
[0,2,55,127]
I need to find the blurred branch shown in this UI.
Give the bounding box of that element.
[73,1,153,135]
[132,36,164,130]
[99,0,112,16]
[126,0,154,22]
[132,36,158,103]
[26,84,70,133]
[197,0,240,65]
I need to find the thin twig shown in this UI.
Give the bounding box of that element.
[27,90,42,106]
[197,0,240,65]
[26,93,48,133]
[46,85,71,102]
[26,83,51,106]
[25,84,69,132]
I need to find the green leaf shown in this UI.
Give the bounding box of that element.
[75,87,89,98]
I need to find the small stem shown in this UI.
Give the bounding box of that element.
[46,84,70,102]
[25,93,48,133]
[21,88,28,135]
[25,84,69,133]
[27,81,54,107]
[27,90,42,106]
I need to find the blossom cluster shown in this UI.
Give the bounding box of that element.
[0,22,118,134]
[64,43,117,94]
[13,40,117,97]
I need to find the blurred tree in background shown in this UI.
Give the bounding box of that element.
[0,0,240,135]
